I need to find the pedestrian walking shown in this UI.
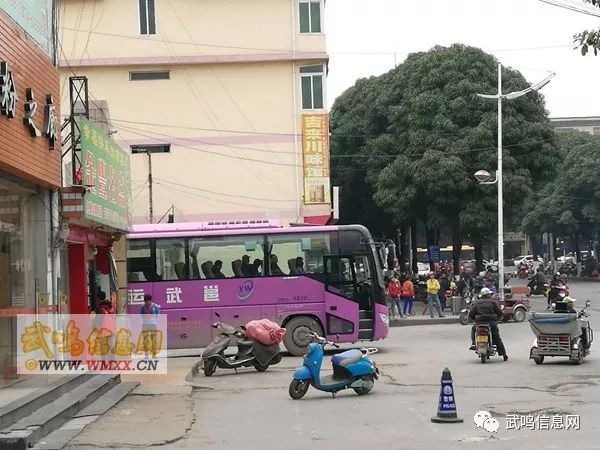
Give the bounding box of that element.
[400,274,415,317]
[140,294,160,358]
[387,274,403,318]
[426,273,444,318]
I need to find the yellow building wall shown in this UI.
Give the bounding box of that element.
[59,0,330,225]
[59,0,326,60]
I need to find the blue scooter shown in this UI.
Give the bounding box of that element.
[288,331,379,399]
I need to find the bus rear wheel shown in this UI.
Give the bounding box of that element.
[283,316,324,356]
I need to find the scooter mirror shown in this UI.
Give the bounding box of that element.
[335,334,340,341]
[586,300,591,307]
[215,311,221,318]
[551,303,556,308]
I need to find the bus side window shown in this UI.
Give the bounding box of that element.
[190,235,264,279]
[155,238,186,281]
[266,233,332,276]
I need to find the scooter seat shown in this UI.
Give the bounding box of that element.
[331,349,363,367]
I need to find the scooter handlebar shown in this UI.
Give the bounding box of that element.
[307,330,339,347]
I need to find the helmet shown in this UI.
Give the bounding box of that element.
[479,271,486,278]
[555,272,561,276]
[562,296,575,304]
[479,287,493,297]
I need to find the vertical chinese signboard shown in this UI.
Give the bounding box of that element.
[302,114,331,205]
[81,118,131,231]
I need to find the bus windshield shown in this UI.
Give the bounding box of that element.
[126,223,389,356]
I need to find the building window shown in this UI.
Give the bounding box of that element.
[131,144,171,154]
[139,0,156,35]
[130,70,169,81]
[299,1,322,33]
[300,65,324,110]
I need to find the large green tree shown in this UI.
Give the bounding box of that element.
[330,74,396,238]
[330,44,559,270]
[523,131,600,248]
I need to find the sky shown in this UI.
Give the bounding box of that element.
[325,0,600,117]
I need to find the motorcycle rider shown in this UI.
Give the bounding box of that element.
[548,272,566,310]
[558,296,590,351]
[468,287,508,361]
[527,268,546,295]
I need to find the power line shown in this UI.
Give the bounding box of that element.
[539,0,600,17]
[154,181,294,211]
[111,119,557,163]
[58,26,573,57]
[154,178,297,202]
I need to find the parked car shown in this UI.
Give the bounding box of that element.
[417,262,430,276]
[460,260,477,275]
[513,255,535,267]
[557,253,577,264]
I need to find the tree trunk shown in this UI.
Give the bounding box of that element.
[426,225,437,272]
[411,221,418,273]
[474,237,484,273]
[399,225,407,272]
[452,218,462,276]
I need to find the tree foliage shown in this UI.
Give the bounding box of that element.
[523,131,600,238]
[574,0,600,55]
[330,44,559,254]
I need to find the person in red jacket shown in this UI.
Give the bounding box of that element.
[400,274,415,316]
[387,274,403,319]
[96,291,115,360]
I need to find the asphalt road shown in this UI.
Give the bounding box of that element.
[169,280,600,450]
[68,278,600,450]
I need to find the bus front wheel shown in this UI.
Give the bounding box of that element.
[283,316,324,356]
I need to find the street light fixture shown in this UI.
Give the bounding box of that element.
[476,62,555,298]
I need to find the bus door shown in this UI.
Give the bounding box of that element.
[323,255,360,341]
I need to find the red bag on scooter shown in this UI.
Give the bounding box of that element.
[243,319,286,345]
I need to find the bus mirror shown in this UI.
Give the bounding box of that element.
[244,241,257,251]
[301,238,311,251]
[215,311,221,318]
[335,334,340,341]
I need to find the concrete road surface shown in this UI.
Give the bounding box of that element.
[67,279,600,450]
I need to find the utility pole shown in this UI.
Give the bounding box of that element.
[147,150,153,223]
[476,63,554,297]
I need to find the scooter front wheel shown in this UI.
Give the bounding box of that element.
[254,362,269,372]
[203,359,217,377]
[289,379,310,399]
[354,376,375,395]
[459,312,470,326]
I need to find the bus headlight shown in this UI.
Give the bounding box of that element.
[379,313,389,326]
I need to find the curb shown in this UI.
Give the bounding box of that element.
[390,317,460,327]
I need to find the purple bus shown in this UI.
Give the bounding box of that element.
[126,220,389,355]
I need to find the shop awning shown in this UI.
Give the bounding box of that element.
[303,215,332,225]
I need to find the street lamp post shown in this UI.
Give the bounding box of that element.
[475,62,555,298]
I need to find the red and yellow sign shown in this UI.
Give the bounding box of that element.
[302,114,331,205]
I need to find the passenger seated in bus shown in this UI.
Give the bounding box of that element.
[247,258,262,277]
[295,257,307,275]
[232,259,244,277]
[143,268,162,282]
[241,255,251,277]
[213,260,226,278]
[288,258,297,275]
[174,262,187,280]
[201,261,214,279]
[270,254,284,275]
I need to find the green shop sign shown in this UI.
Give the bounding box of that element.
[0,0,53,56]
[81,118,131,231]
